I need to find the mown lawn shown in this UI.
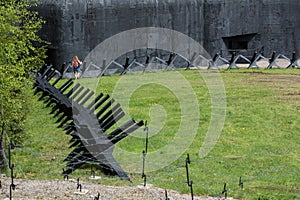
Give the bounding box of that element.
[12,68,300,199]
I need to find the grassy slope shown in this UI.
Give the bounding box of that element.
[12,69,300,199]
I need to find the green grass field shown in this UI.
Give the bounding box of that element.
[11,69,300,199]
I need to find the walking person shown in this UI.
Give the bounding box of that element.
[72,56,82,79]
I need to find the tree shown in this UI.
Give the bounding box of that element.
[0,0,47,167]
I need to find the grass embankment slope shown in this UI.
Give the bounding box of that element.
[13,69,300,199]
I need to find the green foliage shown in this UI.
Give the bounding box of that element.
[0,0,47,144]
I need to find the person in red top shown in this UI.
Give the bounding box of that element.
[72,56,82,79]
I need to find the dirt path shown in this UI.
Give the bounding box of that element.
[0,175,234,200]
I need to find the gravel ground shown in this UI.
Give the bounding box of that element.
[0,175,234,200]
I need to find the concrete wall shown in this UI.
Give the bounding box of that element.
[37,0,300,68]
[204,0,300,57]
[38,0,205,68]
[203,0,262,56]
[260,0,300,56]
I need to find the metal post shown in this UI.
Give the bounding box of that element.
[239,177,244,189]
[141,122,149,186]
[165,189,170,200]
[222,183,227,199]
[185,154,190,184]
[8,141,15,200]
[185,154,194,200]
[142,150,147,187]
[144,121,149,154]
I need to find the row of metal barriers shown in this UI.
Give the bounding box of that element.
[59,50,299,78]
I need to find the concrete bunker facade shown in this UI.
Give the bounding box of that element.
[37,0,300,68]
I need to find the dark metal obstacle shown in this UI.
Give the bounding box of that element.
[227,52,251,70]
[247,51,268,69]
[287,51,300,68]
[72,50,192,77]
[266,51,290,69]
[60,49,299,79]
[208,50,299,70]
[33,65,144,180]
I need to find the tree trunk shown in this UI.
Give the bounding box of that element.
[0,123,7,169]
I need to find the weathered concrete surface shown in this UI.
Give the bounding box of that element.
[37,0,300,68]
[38,0,205,68]
[204,0,300,57]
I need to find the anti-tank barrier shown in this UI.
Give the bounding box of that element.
[60,50,299,78]
[33,65,144,181]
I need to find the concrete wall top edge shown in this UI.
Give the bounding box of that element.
[38,0,203,7]
[204,0,299,4]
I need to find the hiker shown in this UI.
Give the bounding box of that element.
[72,56,82,79]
